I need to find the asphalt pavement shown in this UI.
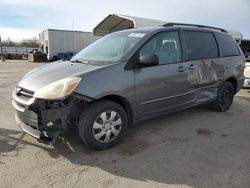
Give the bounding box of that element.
[1,60,250,188]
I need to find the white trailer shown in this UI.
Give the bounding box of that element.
[39,29,100,61]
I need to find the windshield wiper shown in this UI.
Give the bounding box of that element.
[70,59,89,64]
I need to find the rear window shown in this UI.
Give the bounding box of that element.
[184,31,219,60]
[215,33,239,57]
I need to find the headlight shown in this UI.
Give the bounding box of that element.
[33,77,82,100]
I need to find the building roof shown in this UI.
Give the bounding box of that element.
[93,14,243,42]
[46,29,92,33]
[93,14,166,36]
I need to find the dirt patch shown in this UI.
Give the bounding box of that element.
[117,139,150,156]
[165,137,191,143]
[221,134,228,137]
[196,128,214,136]
[103,179,114,188]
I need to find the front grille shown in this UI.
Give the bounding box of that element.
[16,87,34,101]
[12,86,35,112]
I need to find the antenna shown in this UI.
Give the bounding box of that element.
[71,19,75,31]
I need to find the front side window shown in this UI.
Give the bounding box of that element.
[139,31,182,65]
[184,31,219,60]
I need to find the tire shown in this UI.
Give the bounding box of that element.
[78,100,128,150]
[210,81,235,112]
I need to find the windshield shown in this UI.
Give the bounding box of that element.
[71,31,146,63]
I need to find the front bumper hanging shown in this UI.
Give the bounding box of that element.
[12,87,82,144]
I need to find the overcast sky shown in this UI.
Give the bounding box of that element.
[0,0,249,41]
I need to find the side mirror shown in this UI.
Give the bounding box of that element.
[139,54,159,66]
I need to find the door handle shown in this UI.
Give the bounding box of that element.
[188,64,195,70]
[177,66,186,72]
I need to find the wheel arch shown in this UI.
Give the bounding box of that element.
[226,77,237,94]
[98,95,134,125]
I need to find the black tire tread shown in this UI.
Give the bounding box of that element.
[210,81,235,112]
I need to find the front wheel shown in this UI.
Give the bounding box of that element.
[210,81,235,112]
[78,100,128,150]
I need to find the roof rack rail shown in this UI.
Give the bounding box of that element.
[163,22,228,33]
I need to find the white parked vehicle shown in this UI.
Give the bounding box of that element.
[244,59,250,88]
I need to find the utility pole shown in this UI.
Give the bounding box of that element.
[0,34,5,62]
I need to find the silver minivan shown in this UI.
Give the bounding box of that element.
[12,23,245,149]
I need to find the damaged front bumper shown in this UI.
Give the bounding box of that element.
[12,86,84,144]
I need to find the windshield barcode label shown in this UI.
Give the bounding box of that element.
[128,33,146,38]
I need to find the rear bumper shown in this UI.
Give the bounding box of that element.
[237,76,246,92]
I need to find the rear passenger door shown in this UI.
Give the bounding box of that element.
[182,30,222,101]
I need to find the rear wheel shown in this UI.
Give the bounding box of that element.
[78,100,128,150]
[210,81,235,112]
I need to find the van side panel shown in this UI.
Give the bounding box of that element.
[214,32,245,91]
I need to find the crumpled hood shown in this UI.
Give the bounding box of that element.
[18,61,103,91]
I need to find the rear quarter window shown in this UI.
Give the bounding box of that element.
[215,33,240,57]
[184,31,219,60]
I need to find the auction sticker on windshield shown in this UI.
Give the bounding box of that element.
[128,33,146,38]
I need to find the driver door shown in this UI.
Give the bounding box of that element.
[134,31,194,119]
